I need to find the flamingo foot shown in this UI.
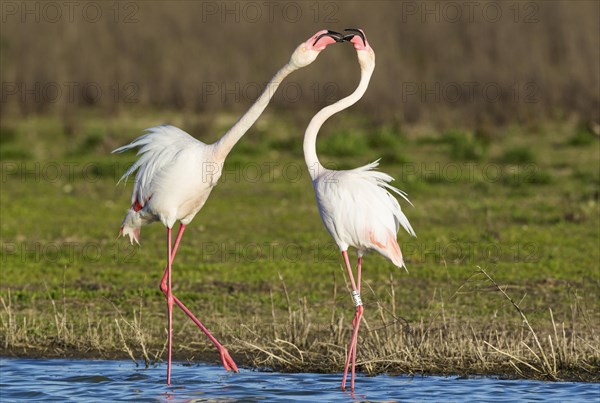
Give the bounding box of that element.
[219,347,239,372]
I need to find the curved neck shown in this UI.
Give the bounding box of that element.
[304,59,374,179]
[214,64,297,159]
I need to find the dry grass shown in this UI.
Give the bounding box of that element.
[1,269,598,382]
[232,269,599,381]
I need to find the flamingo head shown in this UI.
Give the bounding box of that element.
[343,28,375,69]
[290,30,343,68]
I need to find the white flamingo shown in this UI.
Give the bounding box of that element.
[113,30,342,385]
[303,29,416,391]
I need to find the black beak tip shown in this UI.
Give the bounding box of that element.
[313,30,345,46]
[344,28,366,46]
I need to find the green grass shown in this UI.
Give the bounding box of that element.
[0,114,598,379]
[568,127,597,146]
[443,129,489,161]
[499,146,536,165]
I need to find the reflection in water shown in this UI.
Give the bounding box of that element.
[0,358,597,402]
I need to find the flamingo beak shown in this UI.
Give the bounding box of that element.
[342,28,366,46]
[312,30,344,46]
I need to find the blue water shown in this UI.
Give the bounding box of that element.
[0,358,597,402]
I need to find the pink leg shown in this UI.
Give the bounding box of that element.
[357,256,362,293]
[340,251,364,392]
[341,251,354,390]
[166,227,174,385]
[349,306,363,391]
[159,224,238,380]
[349,256,363,390]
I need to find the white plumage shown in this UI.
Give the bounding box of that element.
[303,29,416,392]
[113,125,219,243]
[314,160,415,267]
[112,30,342,385]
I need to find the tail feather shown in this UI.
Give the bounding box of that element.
[118,208,143,245]
[368,230,407,271]
[386,235,405,268]
[119,225,141,245]
[354,159,416,237]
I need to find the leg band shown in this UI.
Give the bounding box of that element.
[351,290,363,307]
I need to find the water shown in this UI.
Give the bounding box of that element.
[0,358,597,402]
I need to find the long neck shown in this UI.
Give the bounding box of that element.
[304,60,374,179]
[214,64,297,160]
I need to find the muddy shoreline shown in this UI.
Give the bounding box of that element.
[3,347,598,383]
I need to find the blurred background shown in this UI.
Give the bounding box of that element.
[2,1,598,129]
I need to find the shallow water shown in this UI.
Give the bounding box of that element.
[0,358,597,402]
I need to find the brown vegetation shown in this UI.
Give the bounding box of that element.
[2,269,598,381]
[1,1,598,127]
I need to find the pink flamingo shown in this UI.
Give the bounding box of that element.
[303,29,416,391]
[113,30,343,385]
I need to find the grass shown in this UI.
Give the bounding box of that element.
[0,113,598,381]
[499,146,536,165]
[443,129,489,161]
[568,127,598,147]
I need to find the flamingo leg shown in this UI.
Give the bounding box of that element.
[357,256,362,292]
[350,256,363,391]
[341,251,364,392]
[159,223,238,381]
[166,227,174,385]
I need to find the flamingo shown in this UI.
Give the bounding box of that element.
[112,30,343,385]
[303,29,416,391]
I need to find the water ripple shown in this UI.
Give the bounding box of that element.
[60,375,113,383]
[0,357,598,402]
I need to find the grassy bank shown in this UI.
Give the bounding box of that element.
[1,113,598,381]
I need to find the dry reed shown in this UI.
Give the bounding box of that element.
[1,269,598,382]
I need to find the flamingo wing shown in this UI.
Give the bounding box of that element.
[113,125,207,208]
[349,160,415,237]
[314,160,415,267]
